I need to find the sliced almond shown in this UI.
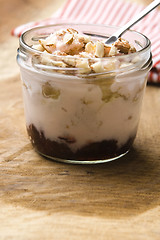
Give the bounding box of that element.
[95,41,104,58]
[129,45,136,53]
[40,53,67,68]
[85,42,95,54]
[63,57,76,67]
[39,39,52,53]
[39,39,56,53]
[79,51,92,58]
[78,36,85,43]
[103,61,116,71]
[109,45,118,56]
[91,61,105,73]
[51,60,67,68]
[67,28,78,34]
[104,45,111,57]
[45,33,56,45]
[63,33,73,44]
[76,59,91,73]
[40,53,53,65]
[32,44,44,51]
[83,35,91,43]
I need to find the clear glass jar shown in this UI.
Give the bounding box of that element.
[17,23,152,164]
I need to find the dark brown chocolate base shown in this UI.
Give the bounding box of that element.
[27,124,135,161]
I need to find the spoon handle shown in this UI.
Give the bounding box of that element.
[114,0,160,38]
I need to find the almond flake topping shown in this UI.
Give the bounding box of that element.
[32,28,137,74]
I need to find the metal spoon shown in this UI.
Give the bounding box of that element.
[105,0,160,45]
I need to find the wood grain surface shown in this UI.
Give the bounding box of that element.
[0,0,160,239]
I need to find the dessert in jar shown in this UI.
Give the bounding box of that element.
[17,24,152,164]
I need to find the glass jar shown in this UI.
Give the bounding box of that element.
[17,23,152,164]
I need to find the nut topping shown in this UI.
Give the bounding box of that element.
[32,28,137,74]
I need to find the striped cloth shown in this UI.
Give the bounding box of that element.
[11,0,160,83]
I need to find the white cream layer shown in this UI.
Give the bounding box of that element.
[21,68,146,152]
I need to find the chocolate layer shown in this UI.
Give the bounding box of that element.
[27,124,135,161]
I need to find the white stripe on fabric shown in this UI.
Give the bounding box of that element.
[74,0,92,22]
[106,0,126,26]
[61,0,78,19]
[90,0,109,24]
[97,0,116,24]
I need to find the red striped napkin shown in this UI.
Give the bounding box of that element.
[12,0,160,84]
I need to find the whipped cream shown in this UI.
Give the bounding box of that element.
[21,68,146,152]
